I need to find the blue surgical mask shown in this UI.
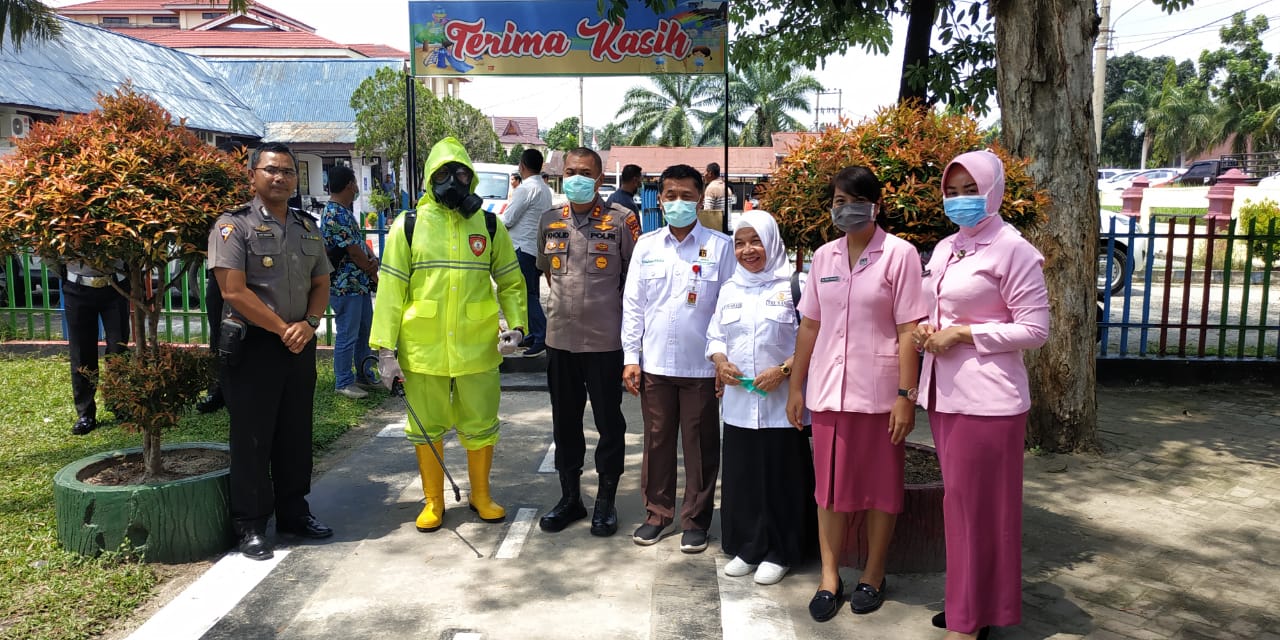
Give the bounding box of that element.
[662,199,698,228]
[943,196,989,228]
[563,175,597,204]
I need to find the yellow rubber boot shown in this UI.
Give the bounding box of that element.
[466,445,506,522]
[414,442,446,532]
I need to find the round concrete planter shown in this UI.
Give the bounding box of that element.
[54,442,233,563]
[841,442,946,574]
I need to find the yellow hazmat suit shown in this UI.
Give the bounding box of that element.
[371,137,527,529]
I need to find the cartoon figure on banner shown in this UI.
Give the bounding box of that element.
[654,55,667,73]
[414,6,474,73]
[688,46,711,71]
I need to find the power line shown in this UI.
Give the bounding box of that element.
[1133,0,1276,53]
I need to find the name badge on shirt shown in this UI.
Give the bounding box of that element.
[820,276,840,283]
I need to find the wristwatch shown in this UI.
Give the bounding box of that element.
[898,387,918,402]
[305,314,321,329]
[779,363,792,376]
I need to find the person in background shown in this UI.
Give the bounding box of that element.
[913,150,1048,640]
[510,173,522,191]
[622,163,734,553]
[535,147,641,537]
[209,141,334,560]
[502,149,553,357]
[787,166,926,622]
[321,165,380,399]
[706,210,814,586]
[61,258,130,435]
[606,164,643,215]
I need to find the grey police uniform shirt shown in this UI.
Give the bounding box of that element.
[536,199,641,353]
[65,259,126,285]
[207,197,332,326]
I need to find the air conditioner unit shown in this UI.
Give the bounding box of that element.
[4,115,32,140]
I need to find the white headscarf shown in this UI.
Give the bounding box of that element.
[731,210,791,287]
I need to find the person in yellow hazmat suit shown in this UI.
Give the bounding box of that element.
[371,137,528,532]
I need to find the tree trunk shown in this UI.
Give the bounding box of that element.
[1140,132,1151,170]
[991,0,1099,453]
[898,0,939,104]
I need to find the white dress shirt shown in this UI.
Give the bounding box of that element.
[622,222,734,377]
[502,174,552,255]
[705,275,807,429]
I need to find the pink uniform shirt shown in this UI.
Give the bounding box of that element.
[797,227,927,414]
[919,216,1049,415]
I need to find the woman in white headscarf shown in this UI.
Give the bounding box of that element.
[706,210,816,586]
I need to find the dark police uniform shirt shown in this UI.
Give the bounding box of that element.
[535,198,641,353]
[207,196,332,326]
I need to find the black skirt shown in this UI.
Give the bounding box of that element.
[720,423,817,566]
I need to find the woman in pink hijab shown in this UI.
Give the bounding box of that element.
[912,150,1049,640]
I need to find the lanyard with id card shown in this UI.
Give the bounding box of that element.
[686,263,701,306]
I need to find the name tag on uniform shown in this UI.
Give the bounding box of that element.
[820,276,840,283]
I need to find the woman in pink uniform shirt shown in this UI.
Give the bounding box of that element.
[913,150,1049,640]
[787,166,926,622]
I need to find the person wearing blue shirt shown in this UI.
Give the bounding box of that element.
[321,166,380,398]
[606,164,643,215]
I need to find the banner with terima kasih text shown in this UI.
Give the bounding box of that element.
[409,0,727,76]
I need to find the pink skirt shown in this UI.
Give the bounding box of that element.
[811,410,904,514]
[930,410,1026,633]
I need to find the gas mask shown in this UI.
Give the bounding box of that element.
[431,161,483,216]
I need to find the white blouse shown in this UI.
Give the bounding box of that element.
[705,275,808,429]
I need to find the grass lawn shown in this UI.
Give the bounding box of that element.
[0,353,386,640]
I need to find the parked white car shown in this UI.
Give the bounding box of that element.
[1102,168,1182,191]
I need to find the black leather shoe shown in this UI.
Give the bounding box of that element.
[70,417,97,436]
[237,533,273,560]
[539,495,587,532]
[196,391,224,414]
[277,515,334,539]
[589,475,620,537]
[808,578,844,622]
[932,611,946,628]
[978,627,991,640]
[849,578,887,614]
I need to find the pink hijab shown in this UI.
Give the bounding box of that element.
[942,150,1005,216]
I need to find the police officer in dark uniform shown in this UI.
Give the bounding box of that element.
[535,147,642,537]
[208,142,333,560]
[62,260,130,435]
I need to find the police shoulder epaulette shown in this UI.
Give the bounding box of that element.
[225,204,253,216]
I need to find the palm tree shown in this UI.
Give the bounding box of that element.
[2,0,247,49]
[1149,80,1216,166]
[732,64,822,147]
[1104,79,1161,170]
[616,75,722,147]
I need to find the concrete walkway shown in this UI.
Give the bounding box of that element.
[119,384,1280,640]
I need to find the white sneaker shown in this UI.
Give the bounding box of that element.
[724,556,757,577]
[336,385,368,399]
[753,561,789,585]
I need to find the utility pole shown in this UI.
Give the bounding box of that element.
[813,89,842,130]
[1093,0,1112,154]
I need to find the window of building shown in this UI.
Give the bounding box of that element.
[101,16,129,25]
[151,16,178,24]
[202,12,224,19]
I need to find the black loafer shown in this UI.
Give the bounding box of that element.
[70,417,97,436]
[849,578,887,614]
[808,578,844,622]
[277,515,334,539]
[932,611,946,628]
[237,533,273,560]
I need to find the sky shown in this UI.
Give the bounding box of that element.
[51,0,1280,133]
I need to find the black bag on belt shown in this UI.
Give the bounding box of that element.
[218,317,247,367]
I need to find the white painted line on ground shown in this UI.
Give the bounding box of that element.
[377,422,405,438]
[493,507,538,559]
[537,441,556,473]
[125,550,290,640]
[715,557,798,640]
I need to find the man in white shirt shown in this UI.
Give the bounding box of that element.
[622,164,735,553]
[503,148,554,356]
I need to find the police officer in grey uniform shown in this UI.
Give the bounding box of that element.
[535,147,642,537]
[62,260,130,435]
[208,142,333,561]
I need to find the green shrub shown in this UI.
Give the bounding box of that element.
[1239,198,1280,264]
